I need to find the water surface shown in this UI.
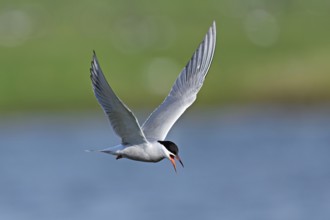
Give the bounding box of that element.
[1,105,330,220]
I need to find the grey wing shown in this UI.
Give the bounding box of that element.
[90,52,147,145]
[142,21,216,141]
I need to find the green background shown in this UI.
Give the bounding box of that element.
[1,0,329,112]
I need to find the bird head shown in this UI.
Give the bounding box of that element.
[158,140,184,172]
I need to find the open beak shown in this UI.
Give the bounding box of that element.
[176,155,184,168]
[169,155,184,172]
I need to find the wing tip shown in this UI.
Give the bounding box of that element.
[208,20,216,43]
[91,50,97,64]
[211,21,216,39]
[203,20,217,60]
[90,50,99,74]
[211,20,216,29]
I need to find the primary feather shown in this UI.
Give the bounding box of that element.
[90,52,147,145]
[142,21,216,141]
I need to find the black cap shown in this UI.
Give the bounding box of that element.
[158,140,179,155]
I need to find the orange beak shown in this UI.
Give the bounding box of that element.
[169,155,184,172]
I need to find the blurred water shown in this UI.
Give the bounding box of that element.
[1,105,330,220]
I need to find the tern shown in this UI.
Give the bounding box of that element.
[89,21,216,172]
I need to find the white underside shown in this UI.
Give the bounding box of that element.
[100,142,166,163]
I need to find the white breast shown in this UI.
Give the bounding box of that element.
[120,142,165,162]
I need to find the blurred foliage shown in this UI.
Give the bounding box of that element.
[0,0,329,112]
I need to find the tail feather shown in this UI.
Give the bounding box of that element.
[85,145,123,156]
[85,149,98,153]
[99,149,115,154]
[85,149,116,155]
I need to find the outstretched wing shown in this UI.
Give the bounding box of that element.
[90,52,147,145]
[142,21,216,141]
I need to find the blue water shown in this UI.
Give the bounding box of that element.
[1,105,330,220]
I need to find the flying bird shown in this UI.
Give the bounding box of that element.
[89,21,216,172]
